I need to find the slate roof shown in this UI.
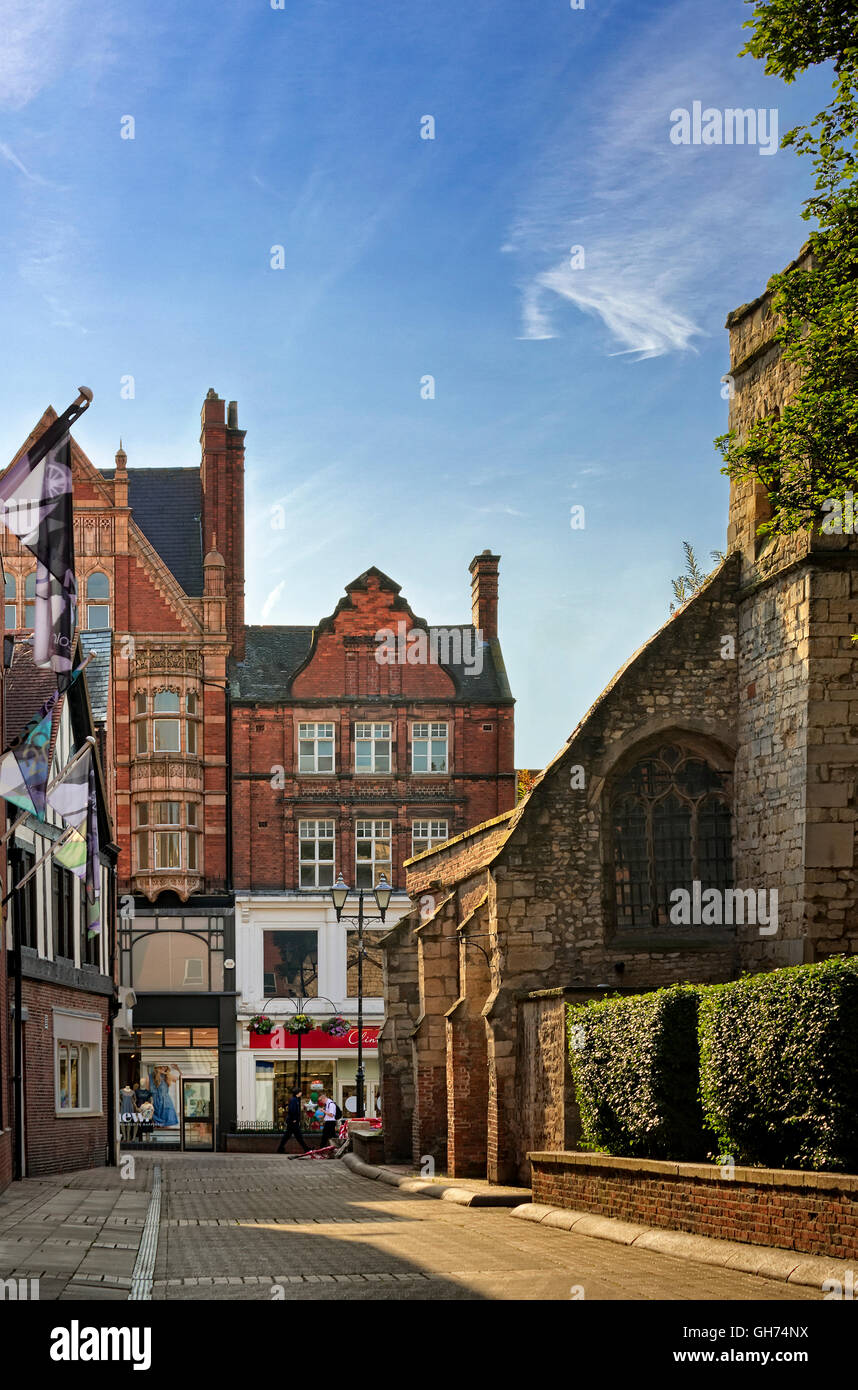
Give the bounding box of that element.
[79,630,112,726]
[230,624,513,703]
[100,467,203,595]
[4,637,60,744]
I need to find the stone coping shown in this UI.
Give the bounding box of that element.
[528,1151,858,1193]
[511,1203,852,1290]
[343,1154,528,1206]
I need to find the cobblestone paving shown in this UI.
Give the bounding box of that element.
[0,1154,822,1301]
[151,1154,818,1302]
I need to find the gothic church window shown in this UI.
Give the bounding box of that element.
[611,743,732,930]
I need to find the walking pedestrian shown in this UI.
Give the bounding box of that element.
[276,1089,308,1154]
[319,1092,340,1147]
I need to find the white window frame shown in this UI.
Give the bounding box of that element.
[154,830,182,870]
[412,819,449,856]
[355,819,392,888]
[411,722,448,774]
[298,819,336,889]
[355,722,392,774]
[298,722,335,774]
[54,1011,102,1116]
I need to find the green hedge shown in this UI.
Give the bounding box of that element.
[699,957,858,1171]
[567,984,705,1161]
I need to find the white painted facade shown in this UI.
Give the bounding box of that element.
[234,889,410,1123]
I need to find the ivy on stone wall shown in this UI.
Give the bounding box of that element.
[715,0,858,535]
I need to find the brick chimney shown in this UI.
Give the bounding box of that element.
[469,550,500,639]
[200,389,245,659]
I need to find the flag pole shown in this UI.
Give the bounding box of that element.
[0,731,97,846]
[1,823,76,906]
[24,387,93,470]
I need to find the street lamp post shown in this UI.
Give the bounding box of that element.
[330,871,392,1118]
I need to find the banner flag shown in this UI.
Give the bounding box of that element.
[46,744,91,825]
[0,431,77,675]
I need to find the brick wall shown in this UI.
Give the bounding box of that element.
[529,1152,858,1261]
[21,982,110,1177]
[232,566,516,895]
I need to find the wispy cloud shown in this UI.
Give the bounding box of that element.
[505,3,795,359]
[261,579,287,621]
[0,142,49,185]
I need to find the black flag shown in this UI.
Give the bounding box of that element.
[0,428,77,676]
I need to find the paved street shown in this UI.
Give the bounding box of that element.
[0,1154,819,1301]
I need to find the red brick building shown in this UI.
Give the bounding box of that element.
[2,390,243,1155]
[229,556,515,1129]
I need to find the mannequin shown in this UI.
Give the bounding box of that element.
[119,1085,138,1143]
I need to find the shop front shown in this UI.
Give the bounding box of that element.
[241,1025,381,1133]
[119,1025,221,1150]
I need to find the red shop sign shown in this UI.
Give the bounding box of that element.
[249,1026,379,1051]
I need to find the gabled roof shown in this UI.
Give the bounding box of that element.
[230,624,513,702]
[100,466,203,595]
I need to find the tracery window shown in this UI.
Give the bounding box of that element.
[611,743,732,930]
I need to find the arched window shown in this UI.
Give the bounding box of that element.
[611,742,732,930]
[86,571,110,629]
[4,574,16,630]
[24,572,36,628]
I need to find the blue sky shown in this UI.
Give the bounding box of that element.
[0,0,833,767]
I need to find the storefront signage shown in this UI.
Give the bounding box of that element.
[249,1026,380,1050]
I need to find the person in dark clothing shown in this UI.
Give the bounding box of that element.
[277,1089,308,1153]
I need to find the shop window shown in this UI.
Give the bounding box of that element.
[355,819,392,889]
[298,819,335,889]
[86,571,110,629]
[262,930,318,997]
[611,742,733,930]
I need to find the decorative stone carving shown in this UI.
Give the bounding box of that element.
[133,872,202,904]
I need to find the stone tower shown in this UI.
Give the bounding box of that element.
[726,248,858,966]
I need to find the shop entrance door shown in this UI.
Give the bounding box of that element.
[181,1078,215,1151]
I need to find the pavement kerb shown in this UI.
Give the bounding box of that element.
[510,1202,853,1291]
[341,1154,528,1206]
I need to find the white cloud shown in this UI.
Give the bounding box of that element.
[261,579,287,621]
[506,2,795,359]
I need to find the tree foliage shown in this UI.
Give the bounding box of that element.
[716,0,858,538]
[669,541,725,612]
